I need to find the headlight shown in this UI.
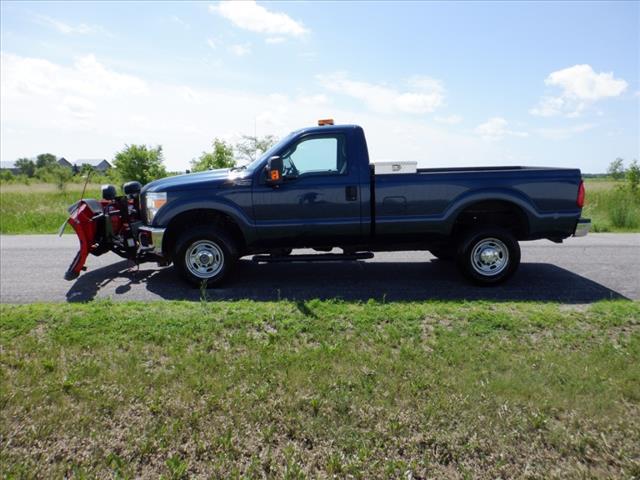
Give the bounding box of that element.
[145,192,167,224]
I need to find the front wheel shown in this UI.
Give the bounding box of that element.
[456,228,520,286]
[174,226,237,287]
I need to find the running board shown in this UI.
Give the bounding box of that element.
[252,252,374,263]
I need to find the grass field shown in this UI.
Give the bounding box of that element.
[0,183,102,234]
[583,179,640,232]
[1,300,638,478]
[1,179,639,234]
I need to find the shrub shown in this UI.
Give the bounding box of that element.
[627,160,639,192]
[35,165,74,191]
[607,189,640,229]
[0,170,15,182]
[609,201,638,228]
[113,144,168,184]
[583,182,640,232]
[191,138,235,172]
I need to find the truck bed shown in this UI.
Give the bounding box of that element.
[370,165,582,239]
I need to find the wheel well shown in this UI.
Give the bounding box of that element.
[452,200,529,240]
[163,209,246,259]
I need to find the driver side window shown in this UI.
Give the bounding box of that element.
[282,136,344,177]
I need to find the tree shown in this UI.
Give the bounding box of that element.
[0,170,14,182]
[77,163,95,176]
[36,153,57,169]
[607,158,625,180]
[15,158,36,177]
[113,144,167,184]
[235,135,278,164]
[50,165,74,191]
[190,139,235,172]
[627,160,639,192]
[34,164,73,190]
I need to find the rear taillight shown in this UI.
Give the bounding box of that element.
[577,180,585,208]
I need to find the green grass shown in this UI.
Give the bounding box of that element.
[1,300,639,478]
[0,183,102,234]
[583,180,640,232]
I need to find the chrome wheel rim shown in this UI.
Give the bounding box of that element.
[470,238,509,277]
[185,240,224,279]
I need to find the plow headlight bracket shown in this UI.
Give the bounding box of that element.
[145,192,167,224]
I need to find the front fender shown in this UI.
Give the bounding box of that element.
[152,196,256,246]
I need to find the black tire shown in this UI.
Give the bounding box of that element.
[429,247,454,261]
[173,226,237,288]
[456,227,520,286]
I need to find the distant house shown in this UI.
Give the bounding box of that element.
[0,161,20,175]
[72,159,112,173]
[57,157,73,169]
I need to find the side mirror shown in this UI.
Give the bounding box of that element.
[265,156,283,185]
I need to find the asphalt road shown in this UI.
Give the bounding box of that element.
[1,234,638,304]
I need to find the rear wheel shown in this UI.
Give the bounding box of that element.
[456,228,520,285]
[174,226,237,287]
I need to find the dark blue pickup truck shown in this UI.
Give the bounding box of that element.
[138,122,590,286]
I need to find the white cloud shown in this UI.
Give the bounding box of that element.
[407,75,444,91]
[35,15,106,35]
[1,53,147,100]
[265,37,286,44]
[255,107,288,129]
[475,117,528,140]
[530,96,571,118]
[210,1,308,37]
[317,73,445,115]
[59,96,96,119]
[229,43,251,56]
[547,64,627,100]
[535,123,596,140]
[3,52,568,172]
[170,15,190,30]
[435,114,463,125]
[298,52,317,60]
[297,94,329,106]
[178,86,201,103]
[530,64,628,117]
[206,38,217,49]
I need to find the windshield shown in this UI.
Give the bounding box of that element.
[237,132,296,173]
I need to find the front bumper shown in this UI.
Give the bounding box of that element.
[573,218,591,237]
[139,226,166,255]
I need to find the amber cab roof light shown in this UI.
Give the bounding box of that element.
[318,118,334,126]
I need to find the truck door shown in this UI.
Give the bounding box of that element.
[252,133,363,246]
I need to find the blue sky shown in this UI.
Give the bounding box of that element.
[1,1,638,172]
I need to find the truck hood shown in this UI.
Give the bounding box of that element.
[142,169,234,193]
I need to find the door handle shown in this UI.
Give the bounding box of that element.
[345,185,357,201]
